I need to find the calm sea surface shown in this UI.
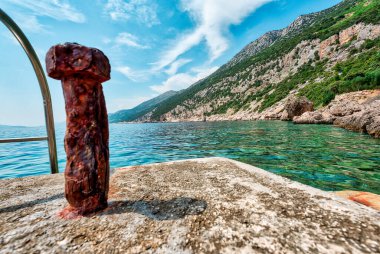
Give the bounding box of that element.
[0,121,379,194]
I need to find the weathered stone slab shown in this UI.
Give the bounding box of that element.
[0,158,379,253]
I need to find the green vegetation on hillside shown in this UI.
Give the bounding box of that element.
[259,60,328,111]
[221,0,380,80]
[257,37,380,110]
[213,36,380,114]
[150,0,380,120]
[299,39,380,107]
[109,90,178,122]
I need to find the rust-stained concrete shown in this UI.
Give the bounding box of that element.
[0,158,379,253]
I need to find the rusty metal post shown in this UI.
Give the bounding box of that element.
[45,43,111,217]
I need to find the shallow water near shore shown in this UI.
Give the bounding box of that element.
[0,121,379,194]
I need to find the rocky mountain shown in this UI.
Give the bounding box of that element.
[227,13,319,67]
[114,0,380,137]
[109,90,178,123]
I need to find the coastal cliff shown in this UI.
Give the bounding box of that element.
[294,90,380,138]
[111,0,380,137]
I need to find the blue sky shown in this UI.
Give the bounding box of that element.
[0,0,341,126]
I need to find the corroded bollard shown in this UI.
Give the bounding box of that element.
[46,43,111,217]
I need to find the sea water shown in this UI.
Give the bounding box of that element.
[1,121,379,194]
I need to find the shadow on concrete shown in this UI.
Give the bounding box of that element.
[0,193,64,214]
[103,197,207,220]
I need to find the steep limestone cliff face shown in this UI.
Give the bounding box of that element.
[129,0,380,139]
[226,2,345,68]
[153,22,380,123]
[226,30,282,68]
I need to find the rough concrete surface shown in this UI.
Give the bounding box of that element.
[0,158,379,254]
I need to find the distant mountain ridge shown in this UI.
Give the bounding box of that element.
[109,90,179,123]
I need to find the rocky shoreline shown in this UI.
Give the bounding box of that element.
[138,22,380,126]
[293,90,380,138]
[134,90,380,139]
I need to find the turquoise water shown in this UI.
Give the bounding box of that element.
[1,121,380,194]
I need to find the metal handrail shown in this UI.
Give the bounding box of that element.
[0,8,59,174]
[0,137,48,143]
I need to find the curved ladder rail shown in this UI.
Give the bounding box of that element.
[0,8,58,174]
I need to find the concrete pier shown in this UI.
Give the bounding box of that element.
[0,158,379,253]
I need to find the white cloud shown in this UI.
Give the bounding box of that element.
[4,0,86,23]
[154,0,272,70]
[150,66,218,93]
[110,95,157,112]
[1,14,47,40]
[115,66,150,82]
[153,29,203,71]
[105,0,160,27]
[115,32,148,49]
[12,14,48,33]
[115,56,190,83]
[164,58,193,76]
